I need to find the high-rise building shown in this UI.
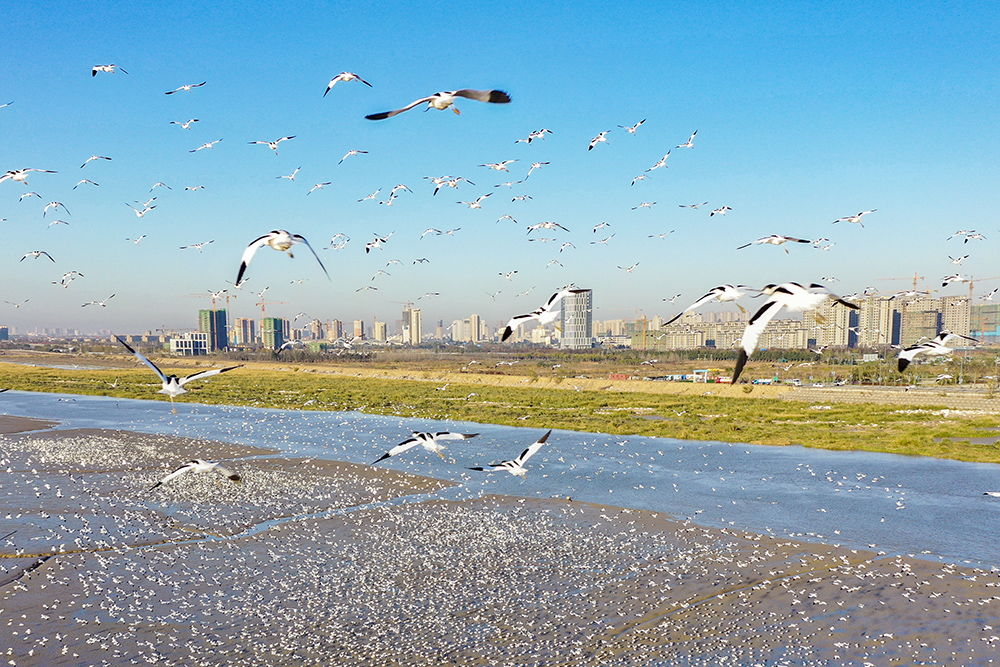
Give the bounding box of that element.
[308,319,324,340]
[353,320,365,340]
[469,314,482,343]
[972,304,1000,345]
[198,309,228,351]
[803,300,855,347]
[262,317,286,350]
[374,321,387,342]
[0,326,8,341]
[559,289,593,349]
[232,318,257,346]
[328,319,343,341]
[407,308,422,345]
[900,296,941,346]
[170,331,209,356]
[941,296,971,337]
[854,296,896,347]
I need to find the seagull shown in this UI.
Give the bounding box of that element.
[19,191,41,201]
[527,221,569,234]
[648,231,674,239]
[516,287,536,297]
[435,176,475,195]
[372,431,479,463]
[82,294,115,308]
[833,209,876,227]
[546,260,563,268]
[618,262,640,273]
[732,283,859,382]
[308,182,333,195]
[190,139,223,152]
[664,285,750,325]
[588,131,609,150]
[525,161,549,179]
[126,202,156,218]
[421,228,442,238]
[148,459,241,491]
[413,257,430,264]
[965,233,987,243]
[676,130,697,148]
[630,174,648,186]
[54,270,83,287]
[710,206,732,216]
[115,336,242,413]
[948,255,969,265]
[646,153,670,171]
[511,194,532,202]
[73,179,99,189]
[249,136,296,154]
[277,167,301,181]
[632,202,656,210]
[897,331,978,372]
[680,201,709,209]
[942,274,970,287]
[4,299,29,308]
[366,89,510,120]
[458,193,491,209]
[165,81,207,94]
[170,119,199,129]
[736,235,812,252]
[496,214,517,224]
[358,188,381,202]
[984,288,999,301]
[365,232,393,253]
[180,240,214,252]
[339,149,368,164]
[185,185,205,191]
[324,72,372,96]
[20,250,54,262]
[356,285,378,292]
[469,430,551,478]
[80,155,112,168]
[593,222,611,233]
[591,234,615,245]
[236,230,329,286]
[515,129,553,144]
[42,201,70,217]
[0,168,57,185]
[92,64,128,76]
[47,219,70,227]
[480,160,517,172]
[500,270,518,280]
[486,290,502,300]
[501,288,589,341]
[619,119,645,134]
[559,242,576,252]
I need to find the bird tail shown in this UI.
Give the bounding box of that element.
[732,349,749,383]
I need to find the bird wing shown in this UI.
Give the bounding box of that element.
[373,437,422,463]
[236,234,274,285]
[115,335,168,383]
[178,365,243,387]
[501,313,539,341]
[291,234,330,280]
[148,461,196,490]
[365,95,435,120]
[515,430,552,465]
[432,432,479,441]
[452,89,511,104]
[666,288,725,324]
[732,298,786,382]
[212,464,241,483]
[897,344,929,372]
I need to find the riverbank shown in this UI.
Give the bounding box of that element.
[2,415,1000,665]
[4,358,1000,463]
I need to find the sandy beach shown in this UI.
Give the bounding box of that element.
[2,415,1000,666]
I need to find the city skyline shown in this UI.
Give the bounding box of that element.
[4,3,1000,334]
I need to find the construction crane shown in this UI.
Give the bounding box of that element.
[875,273,925,292]
[964,276,1000,300]
[256,300,289,320]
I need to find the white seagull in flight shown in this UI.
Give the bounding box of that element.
[1,168,57,185]
[469,430,551,478]
[897,331,978,372]
[372,431,479,463]
[190,139,223,152]
[736,235,812,252]
[588,131,609,150]
[80,155,112,168]
[165,81,207,95]
[525,161,549,179]
[82,294,115,308]
[92,64,127,76]
[665,284,750,325]
[236,230,329,286]
[20,250,54,262]
[833,209,876,226]
[732,283,858,382]
[148,459,241,491]
[459,193,491,209]
[115,336,242,414]
[170,119,199,129]
[324,72,372,96]
[500,288,589,341]
[366,89,511,119]
[249,136,295,154]
[339,149,368,164]
[479,160,517,172]
[619,119,645,134]
[676,130,697,148]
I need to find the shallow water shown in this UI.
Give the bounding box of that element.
[4,389,1000,567]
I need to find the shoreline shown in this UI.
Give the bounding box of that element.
[2,414,1000,665]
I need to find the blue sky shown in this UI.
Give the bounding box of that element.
[3,1,999,334]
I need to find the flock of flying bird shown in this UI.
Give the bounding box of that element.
[4,65,991,435]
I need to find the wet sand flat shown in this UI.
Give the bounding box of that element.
[2,416,1000,666]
